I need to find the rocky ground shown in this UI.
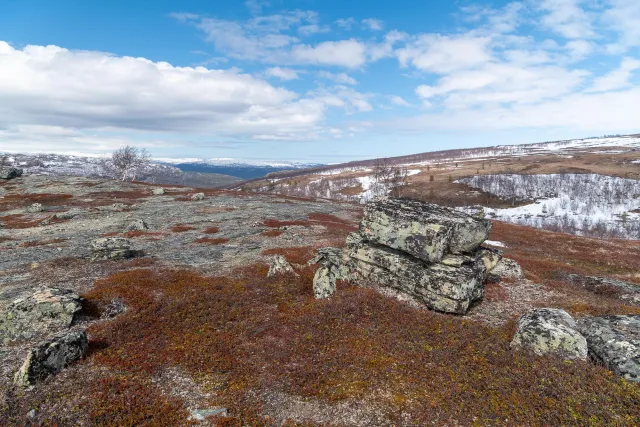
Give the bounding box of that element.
[1,174,640,425]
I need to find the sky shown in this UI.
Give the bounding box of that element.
[0,0,639,163]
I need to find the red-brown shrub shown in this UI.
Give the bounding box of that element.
[261,230,284,237]
[194,237,229,245]
[171,225,196,233]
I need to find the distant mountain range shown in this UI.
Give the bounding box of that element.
[155,158,324,180]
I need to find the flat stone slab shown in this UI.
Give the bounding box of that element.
[359,198,491,263]
[346,234,487,314]
[578,315,640,382]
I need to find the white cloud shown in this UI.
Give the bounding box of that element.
[394,88,640,132]
[362,18,384,31]
[538,0,596,39]
[317,71,357,85]
[587,57,640,92]
[291,40,367,68]
[245,0,270,16]
[0,41,339,146]
[603,0,640,51]
[265,67,300,80]
[298,24,330,36]
[415,63,588,108]
[389,95,411,106]
[335,18,356,30]
[396,34,492,73]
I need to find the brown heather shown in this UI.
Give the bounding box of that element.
[4,262,635,425]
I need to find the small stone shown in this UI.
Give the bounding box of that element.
[267,255,298,277]
[189,408,228,421]
[25,203,43,213]
[152,187,166,195]
[511,308,588,360]
[13,330,88,387]
[91,237,133,261]
[491,258,524,280]
[126,219,149,232]
[27,409,37,419]
[191,193,205,201]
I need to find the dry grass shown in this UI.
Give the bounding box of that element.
[20,238,67,248]
[489,220,640,316]
[171,225,196,233]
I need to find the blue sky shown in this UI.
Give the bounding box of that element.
[1,0,639,162]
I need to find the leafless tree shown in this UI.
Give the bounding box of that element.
[372,158,409,198]
[104,146,151,181]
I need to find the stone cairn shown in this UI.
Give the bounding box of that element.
[312,198,499,315]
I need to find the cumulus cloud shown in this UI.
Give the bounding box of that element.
[0,41,334,143]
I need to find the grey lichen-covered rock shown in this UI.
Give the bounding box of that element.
[0,167,23,180]
[25,203,44,213]
[126,219,149,232]
[191,192,205,201]
[13,330,88,387]
[310,247,351,299]
[267,255,298,277]
[511,308,588,360]
[0,288,84,345]
[347,235,487,313]
[491,258,524,280]
[189,408,228,421]
[152,187,166,195]
[91,237,133,261]
[477,247,502,272]
[577,315,640,382]
[359,198,491,263]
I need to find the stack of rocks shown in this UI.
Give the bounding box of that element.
[313,198,498,314]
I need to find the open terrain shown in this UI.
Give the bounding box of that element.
[1,171,640,425]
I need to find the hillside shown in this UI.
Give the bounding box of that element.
[1,173,640,425]
[237,135,640,240]
[2,153,242,189]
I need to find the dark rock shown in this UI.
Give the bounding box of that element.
[126,219,149,232]
[0,288,84,345]
[359,198,491,263]
[511,308,587,360]
[577,315,640,382]
[13,330,88,386]
[0,167,23,180]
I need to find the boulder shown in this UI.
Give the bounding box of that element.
[347,235,487,314]
[0,288,84,344]
[191,193,205,201]
[25,203,44,213]
[491,258,524,280]
[55,209,83,220]
[477,247,502,272]
[91,237,133,261]
[577,315,640,382]
[313,266,337,299]
[126,219,149,232]
[359,198,491,263]
[0,167,23,180]
[267,255,298,277]
[152,187,166,195]
[13,330,88,386]
[511,308,588,360]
